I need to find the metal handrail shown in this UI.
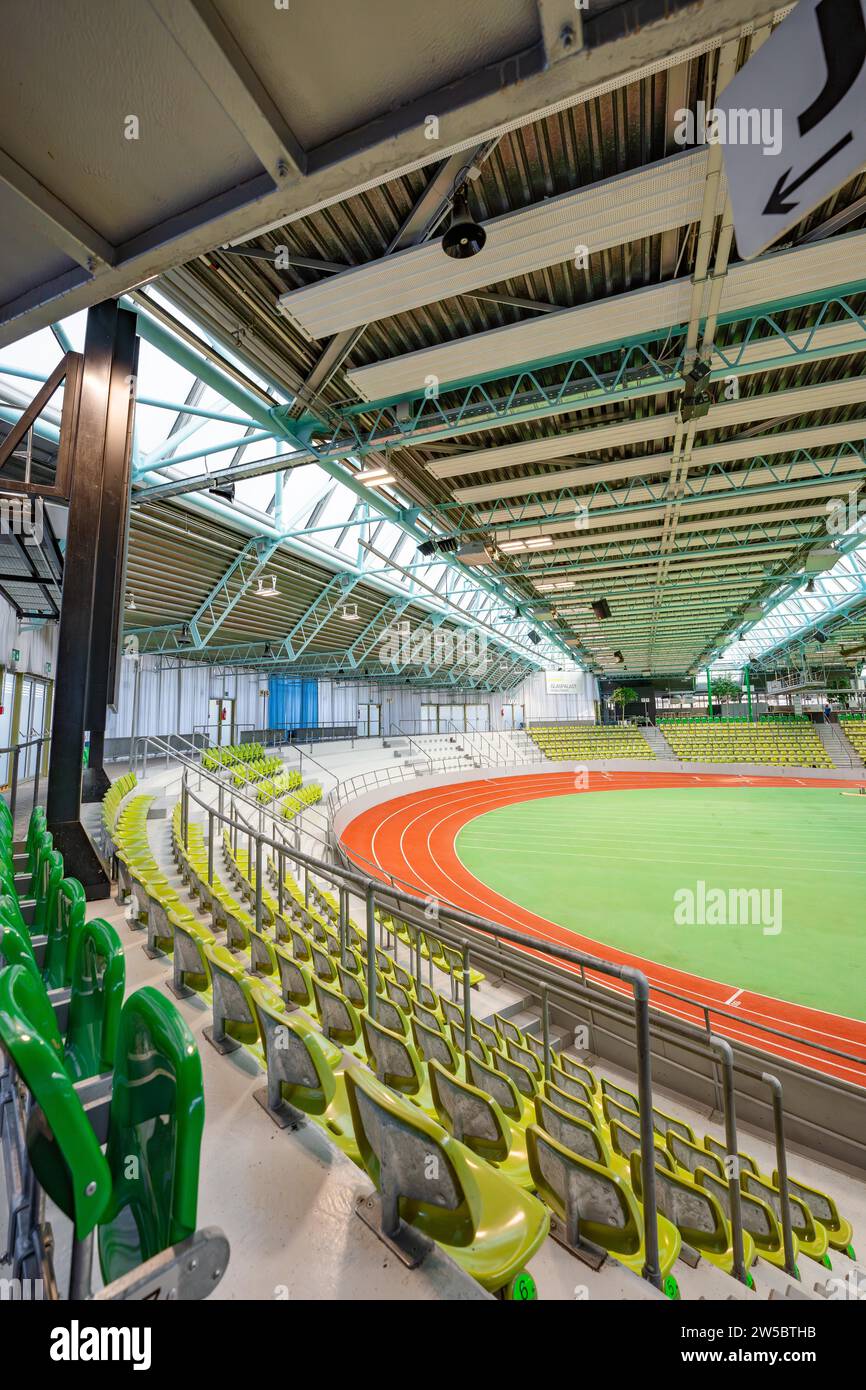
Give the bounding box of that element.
[0,734,49,823]
[179,769,664,1291]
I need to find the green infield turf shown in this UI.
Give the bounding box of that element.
[455,786,866,1020]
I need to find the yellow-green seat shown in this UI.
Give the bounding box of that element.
[778,1172,855,1258]
[696,1167,801,1275]
[360,1011,436,1115]
[631,1152,756,1281]
[312,975,366,1058]
[250,986,356,1157]
[527,1124,681,1295]
[742,1171,831,1266]
[345,1064,549,1296]
[428,1059,533,1190]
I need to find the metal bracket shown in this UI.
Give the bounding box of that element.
[546,1213,608,1270]
[354,1193,434,1269]
[93,1227,230,1301]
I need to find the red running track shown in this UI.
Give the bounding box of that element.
[340,770,866,1088]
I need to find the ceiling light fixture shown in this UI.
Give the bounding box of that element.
[126,593,136,611]
[255,575,279,598]
[357,466,394,487]
[342,603,360,621]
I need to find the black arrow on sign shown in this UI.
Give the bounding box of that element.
[763,131,854,216]
[798,0,866,136]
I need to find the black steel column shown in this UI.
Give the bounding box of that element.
[46,301,137,899]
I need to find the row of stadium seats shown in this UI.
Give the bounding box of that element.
[119,791,856,1298]
[0,799,219,1298]
[528,725,654,760]
[838,717,866,760]
[201,742,265,771]
[659,716,810,725]
[660,722,834,768]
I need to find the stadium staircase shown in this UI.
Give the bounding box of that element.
[817,721,864,769]
[642,724,678,760]
[80,761,865,1304]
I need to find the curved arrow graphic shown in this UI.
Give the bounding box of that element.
[763,131,855,215]
[798,0,866,136]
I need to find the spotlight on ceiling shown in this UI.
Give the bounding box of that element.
[209,481,236,502]
[442,185,486,260]
[804,578,816,594]
[527,630,541,645]
[175,624,193,648]
[613,650,625,664]
[591,598,612,620]
[679,357,713,423]
[263,642,273,658]
[814,629,828,644]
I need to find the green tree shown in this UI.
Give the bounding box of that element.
[611,686,638,722]
[712,677,742,703]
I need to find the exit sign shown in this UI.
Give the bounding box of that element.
[11,648,19,663]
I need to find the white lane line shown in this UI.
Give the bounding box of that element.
[351,776,866,1047]
[726,988,744,1007]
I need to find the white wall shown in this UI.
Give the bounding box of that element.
[0,596,58,678]
[106,655,268,740]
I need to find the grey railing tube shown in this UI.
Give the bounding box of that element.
[762,1071,798,1278]
[622,965,662,1290]
[710,1035,749,1285]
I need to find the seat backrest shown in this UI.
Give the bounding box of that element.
[534,1094,607,1164]
[704,1134,758,1175]
[473,1017,499,1052]
[742,1171,814,1236]
[440,996,463,1030]
[492,1048,537,1099]
[527,1125,641,1255]
[652,1105,695,1143]
[601,1093,640,1131]
[98,987,204,1284]
[428,1060,510,1161]
[0,917,42,984]
[411,1015,459,1073]
[0,964,111,1239]
[275,944,315,1008]
[251,986,335,1115]
[448,1019,486,1062]
[609,1120,674,1172]
[337,961,366,1007]
[781,1175,837,1228]
[385,977,412,1012]
[629,1154,727,1252]
[413,1000,443,1034]
[344,1064,479,1249]
[558,1055,597,1093]
[506,1036,542,1078]
[64,917,126,1081]
[313,975,361,1046]
[600,1076,638,1110]
[373,993,408,1036]
[696,1167,777,1243]
[310,943,336,982]
[543,1079,596,1126]
[44,877,86,990]
[467,1051,522,1120]
[667,1130,724,1179]
[550,1063,592,1104]
[361,1011,424,1094]
[32,845,63,933]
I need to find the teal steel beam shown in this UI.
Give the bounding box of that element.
[187,535,283,648]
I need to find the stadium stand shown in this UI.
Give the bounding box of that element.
[528,724,655,760]
[658,720,834,767]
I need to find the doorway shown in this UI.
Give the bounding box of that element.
[208,697,234,746]
[357,702,380,737]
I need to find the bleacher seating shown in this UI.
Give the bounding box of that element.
[114,787,857,1298]
[528,724,654,760]
[658,719,833,767]
[0,796,223,1299]
[839,716,866,760]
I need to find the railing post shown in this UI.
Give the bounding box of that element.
[542,986,551,1082]
[365,885,376,1019]
[9,745,20,824]
[181,778,189,849]
[710,1036,749,1285]
[339,885,349,966]
[255,834,263,935]
[208,810,214,886]
[277,847,284,916]
[462,952,471,1055]
[415,927,422,987]
[762,1072,798,1278]
[304,865,310,909]
[32,739,42,820]
[626,969,663,1291]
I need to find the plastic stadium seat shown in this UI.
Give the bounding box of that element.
[428,1059,534,1189]
[345,1064,549,1296]
[696,1168,801,1274]
[742,1171,832,1266]
[779,1173,855,1257]
[527,1124,681,1295]
[630,1153,756,1280]
[360,1011,436,1113]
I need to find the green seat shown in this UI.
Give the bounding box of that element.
[44,877,87,989]
[527,1123,681,1295]
[345,1064,549,1296]
[97,987,205,1284]
[64,917,125,1081]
